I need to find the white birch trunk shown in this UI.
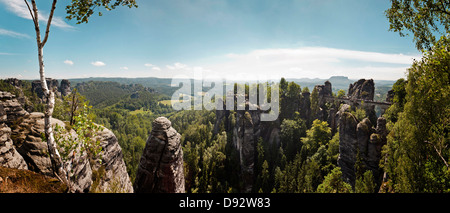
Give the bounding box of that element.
[26,0,68,186]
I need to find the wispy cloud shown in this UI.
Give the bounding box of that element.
[0,52,15,55]
[91,61,106,67]
[145,63,161,71]
[206,46,422,80]
[63,60,74,65]
[120,66,129,70]
[0,0,74,29]
[0,28,30,39]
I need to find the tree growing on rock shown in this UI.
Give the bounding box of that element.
[23,0,137,187]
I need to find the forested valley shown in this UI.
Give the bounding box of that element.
[2,40,448,192]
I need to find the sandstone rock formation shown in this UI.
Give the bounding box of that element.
[337,103,388,187]
[347,79,375,101]
[0,91,29,126]
[0,90,132,193]
[233,110,260,193]
[134,117,185,193]
[92,127,133,193]
[59,79,71,97]
[213,96,280,192]
[337,109,359,186]
[0,104,27,170]
[32,78,71,99]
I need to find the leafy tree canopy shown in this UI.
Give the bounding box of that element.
[386,0,450,50]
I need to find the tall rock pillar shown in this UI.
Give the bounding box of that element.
[134,117,185,193]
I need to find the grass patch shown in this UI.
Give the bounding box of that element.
[158,100,173,106]
[129,108,153,116]
[0,166,67,193]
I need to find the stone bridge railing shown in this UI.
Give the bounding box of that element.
[324,96,392,109]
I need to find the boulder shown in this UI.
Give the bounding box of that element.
[134,117,185,193]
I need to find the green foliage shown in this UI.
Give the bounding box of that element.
[54,103,103,162]
[385,0,450,51]
[336,89,346,98]
[301,119,332,157]
[93,107,154,182]
[350,107,366,122]
[53,89,91,125]
[279,80,302,121]
[280,117,307,161]
[273,120,338,193]
[317,167,352,193]
[0,80,44,112]
[383,78,407,124]
[66,0,138,24]
[382,40,450,192]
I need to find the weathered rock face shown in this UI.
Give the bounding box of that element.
[233,110,260,193]
[14,112,57,176]
[0,105,27,170]
[0,91,29,126]
[4,78,22,88]
[32,78,58,99]
[337,110,359,186]
[32,78,71,99]
[59,79,71,97]
[315,80,333,107]
[299,91,311,124]
[92,127,133,193]
[348,79,377,124]
[134,117,185,193]
[337,103,388,187]
[0,90,132,193]
[347,79,375,101]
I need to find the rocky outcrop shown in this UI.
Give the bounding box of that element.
[92,127,133,193]
[337,103,388,187]
[299,90,311,124]
[315,80,333,106]
[337,109,359,186]
[0,91,29,126]
[213,95,280,192]
[59,79,71,97]
[347,79,375,101]
[0,90,132,193]
[14,112,58,176]
[233,110,260,193]
[134,117,185,193]
[0,104,27,170]
[32,78,71,99]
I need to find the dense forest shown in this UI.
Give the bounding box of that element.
[76,42,449,192]
[1,48,448,192]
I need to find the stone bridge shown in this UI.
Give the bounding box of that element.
[324,96,392,113]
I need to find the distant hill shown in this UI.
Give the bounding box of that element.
[69,77,176,97]
[67,76,395,101]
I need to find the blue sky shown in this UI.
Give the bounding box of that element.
[0,0,421,80]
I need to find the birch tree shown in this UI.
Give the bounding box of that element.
[23,0,137,187]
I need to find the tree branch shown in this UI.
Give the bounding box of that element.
[425,140,449,169]
[41,0,58,48]
[24,0,38,30]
